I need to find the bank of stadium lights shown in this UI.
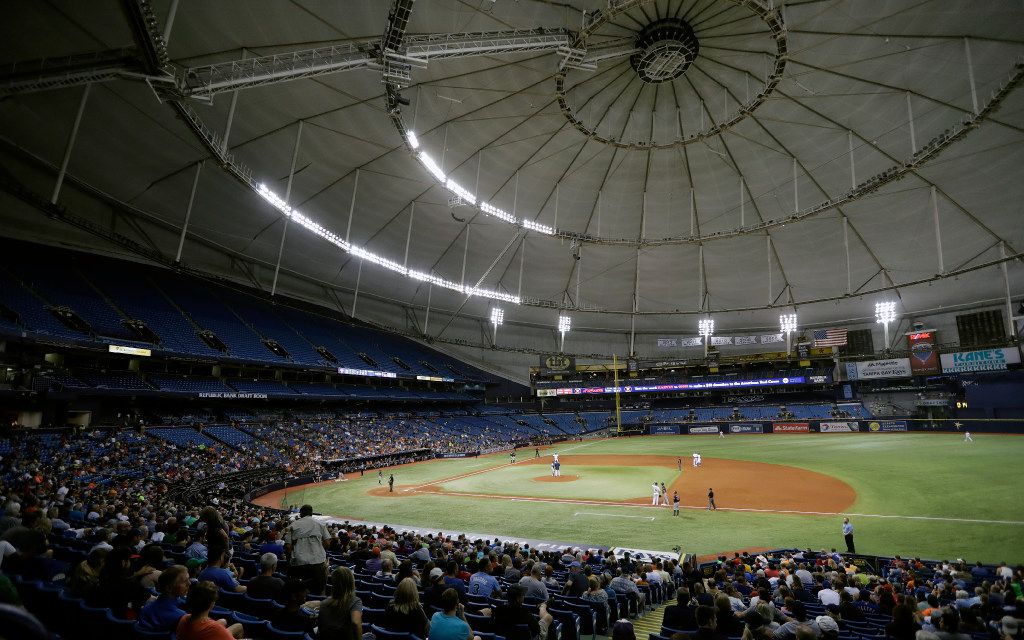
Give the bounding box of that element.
[558,315,571,352]
[780,313,798,354]
[490,307,504,344]
[256,182,519,304]
[409,138,553,236]
[698,317,715,357]
[875,301,898,351]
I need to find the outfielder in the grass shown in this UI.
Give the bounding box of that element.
[510,449,517,464]
[719,427,726,438]
[964,431,973,443]
[388,474,394,493]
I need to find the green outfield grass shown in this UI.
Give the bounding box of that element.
[277,433,1024,563]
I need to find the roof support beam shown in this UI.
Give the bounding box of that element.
[51,83,91,205]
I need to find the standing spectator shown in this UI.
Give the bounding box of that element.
[842,518,855,553]
[283,504,331,594]
[318,566,362,640]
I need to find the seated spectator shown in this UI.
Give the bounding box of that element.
[424,567,450,611]
[429,588,476,640]
[318,566,362,640]
[664,587,697,630]
[581,576,611,632]
[67,547,107,599]
[175,580,244,640]
[838,590,863,621]
[375,558,396,583]
[935,608,971,640]
[887,602,922,640]
[613,620,637,640]
[492,585,551,640]
[197,546,246,593]
[88,546,151,618]
[396,559,420,587]
[563,562,588,597]
[519,564,549,602]
[469,559,503,599]
[382,577,430,637]
[133,543,165,590]
[715,593,744,637]
[248,552,285,602]
[185,529,208,561]
[690,605,725,640]
[272,580,316,634]
[816,616,839,640]
[138,565,189,632]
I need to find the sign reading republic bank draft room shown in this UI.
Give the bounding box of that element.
[940,347,1021,373]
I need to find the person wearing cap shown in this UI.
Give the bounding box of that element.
[282,504,331,595]
[424,567,449,610]
[816,615,840,640]
[563,561,588,597]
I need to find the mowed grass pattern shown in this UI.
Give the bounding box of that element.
[282,434,1024,563]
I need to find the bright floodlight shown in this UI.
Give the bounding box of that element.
[558,315,571,334]
[406,130,419,149]
[697,318,715,337]
[490,307,504,326]
[875,301,898,352]
[780,313,798,334]
[875,301,897,324]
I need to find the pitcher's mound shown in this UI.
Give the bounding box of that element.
[533,475,579,483]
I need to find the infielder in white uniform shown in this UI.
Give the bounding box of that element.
[651,482,660,505]
[692,453,701,468]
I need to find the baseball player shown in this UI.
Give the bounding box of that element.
[553,459,561,477]
[707,487,717,510]
[692,453,699,468]
[964,431,973,443]
[651,482,660,506]
[660,482,670,506]
[673,491,680,516]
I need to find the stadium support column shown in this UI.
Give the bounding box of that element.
[964,38,979,114]
[1001,242,1014,340]
[613,353,622,434]
[51,83,91,204]
[351,258,363,318]
[403,201,415,267]
[175,160,203,264]
[792,158,798,213]
[767,236,773,306]
[848,130,855,189]
[906,93,916,155]
[931,186,943,274]
[272,120,304,296]
[423,283,432,335]
[345,169,360,244]
[739,177,745,227]
[162,0,180,45]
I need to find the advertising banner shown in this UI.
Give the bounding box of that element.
[710,336,733,346]
[657,338,678,348]
[866,420,908,432]
[940,347,1021,373]
[650,425,681,435]
[729,423,763,434]
[907,331,940,375]
[845,358,912,380]
[819,421,859,433]
[197,392,268,399]
[539,354,575,372]
[688,425,721,434]
[774,422,810,433]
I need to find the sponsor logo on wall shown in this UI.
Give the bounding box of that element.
[845,358,912,380]
[688,425,721,434]
[729,423,763,434]
[819,421,859,433]
[907,331,940,375]
[940,348,1021,373]
[867,420,908,432]
[650,425,681,435]
[774,422,810,433]
[197,392,268,399]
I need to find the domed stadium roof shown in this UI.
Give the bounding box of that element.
[1,1,1022,380]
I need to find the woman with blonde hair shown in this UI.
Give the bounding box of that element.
[383,577,430,637]
[318,566,362,640]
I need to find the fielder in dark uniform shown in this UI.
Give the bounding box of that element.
[388,474,394,492]
[707,487,716,510]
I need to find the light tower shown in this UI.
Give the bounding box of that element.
[490,307,504,344]
[780,313,798,354]
[558,315,571,352]
[875,301,898,352]
[698,317,715,358]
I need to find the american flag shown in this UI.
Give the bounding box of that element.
[812,328,848,347]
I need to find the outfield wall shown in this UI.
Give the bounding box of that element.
[646,418,1024,435]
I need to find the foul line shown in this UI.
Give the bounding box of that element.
[413,489,1024,525]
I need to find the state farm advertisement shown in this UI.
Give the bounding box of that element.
[774,422,809,433]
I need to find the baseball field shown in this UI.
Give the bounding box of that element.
[254,433,1024,563]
